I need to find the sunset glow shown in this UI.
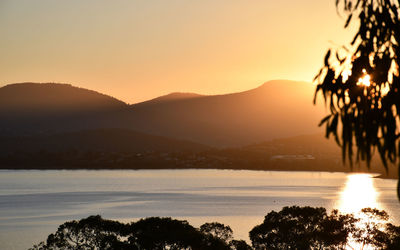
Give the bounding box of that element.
[0,0,354,103]
[339,174,387,250]
[2,1,400,249]
[338,174,380,214]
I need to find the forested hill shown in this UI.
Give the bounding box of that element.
[0,82,126,113]
[0,128,210,154]
[127,80,327,147]
[0,80,326,147]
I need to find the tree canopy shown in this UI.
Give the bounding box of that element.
[249,206,355,249]
[30,207,400,250]
[30,216,238,250]
[314,0,400,194]
[249,206,400,250]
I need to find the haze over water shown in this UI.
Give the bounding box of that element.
[0,169,398,250]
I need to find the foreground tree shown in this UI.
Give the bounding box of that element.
[30,216,231,250]
[314,0,400,196]
[249,206,356,249]
[200,222,233,243]
[385,222,400,249]
[249,206,400,250]
[351,208,390,249]
[128,217,230,250]
[29,215,129,250]
[229,240,253,250]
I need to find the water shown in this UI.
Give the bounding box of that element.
[0,169,398,249]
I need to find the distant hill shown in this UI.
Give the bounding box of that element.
[126,80,327,146]
[0,83,129,135]
[0,82,126,113]
[135,92,204,106]
[0,128,209,154]
[0,80,327,147]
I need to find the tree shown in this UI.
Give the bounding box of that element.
[29,211,400,249]
[200,222,233,243]
[127,217,231,250]
[29,215,129,250]
[30,216,232,250]
[249,206,357,250]
[127,217,204,250]
[351,208,391,249]
[249,206,400,250]
[229,240,253,250]
[384,222,400,249]
[314,0,400,197]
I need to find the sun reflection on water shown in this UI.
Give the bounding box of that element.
[339,174,381,214]
[339,174,384,250]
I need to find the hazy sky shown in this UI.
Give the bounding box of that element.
[0,0,354,103]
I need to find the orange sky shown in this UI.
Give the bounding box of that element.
[0,0,354,104]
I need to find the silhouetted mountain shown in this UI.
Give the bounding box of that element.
[0,80,327,147]
[0,128,209,154]
[126,80,327,146]
[0,82,126,113]
[135,92,204,106]
[0,83,129,135]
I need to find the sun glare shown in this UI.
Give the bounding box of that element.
[339,174,386,250]
[338,174,380,214]
[342,69,352,82]
[357,69,371,87]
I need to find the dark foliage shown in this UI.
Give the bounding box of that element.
[200,222,234,243]
[128,217,229,250]
[229,240,253,250]
[314,0,400,195]
[385,222,400,249]
[30,207,400,250]
[351,208,390,248]
[30,216,230,250]
[249,206,400,250]
[249,206,355,249]
[30,215,129,250]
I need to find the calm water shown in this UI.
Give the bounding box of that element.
[0,169,399,249]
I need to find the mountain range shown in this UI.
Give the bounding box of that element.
[0,80,327,147]
[0,81,393,175]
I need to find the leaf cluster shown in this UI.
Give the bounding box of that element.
[315,0,400,171]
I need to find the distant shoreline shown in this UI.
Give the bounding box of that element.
[1,166,395,180]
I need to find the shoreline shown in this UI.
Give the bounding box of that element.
[0,166,396,180]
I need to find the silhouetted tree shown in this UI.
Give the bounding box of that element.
[127,217,231,250]
[127,217,203,250]
[200,222,233,243]
[352,208,391,249]
[29,215,129,250]
[249,206,356,250]
[30,210,400,249]
[229,240,253,250]
[31,216,232,250]
[384,222,400,249]
[314,0,400,197]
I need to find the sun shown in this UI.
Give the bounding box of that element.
[357,69,371,87]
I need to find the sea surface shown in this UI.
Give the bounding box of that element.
[0,169,399,250]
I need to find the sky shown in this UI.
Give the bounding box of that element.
[0,0,355,104]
